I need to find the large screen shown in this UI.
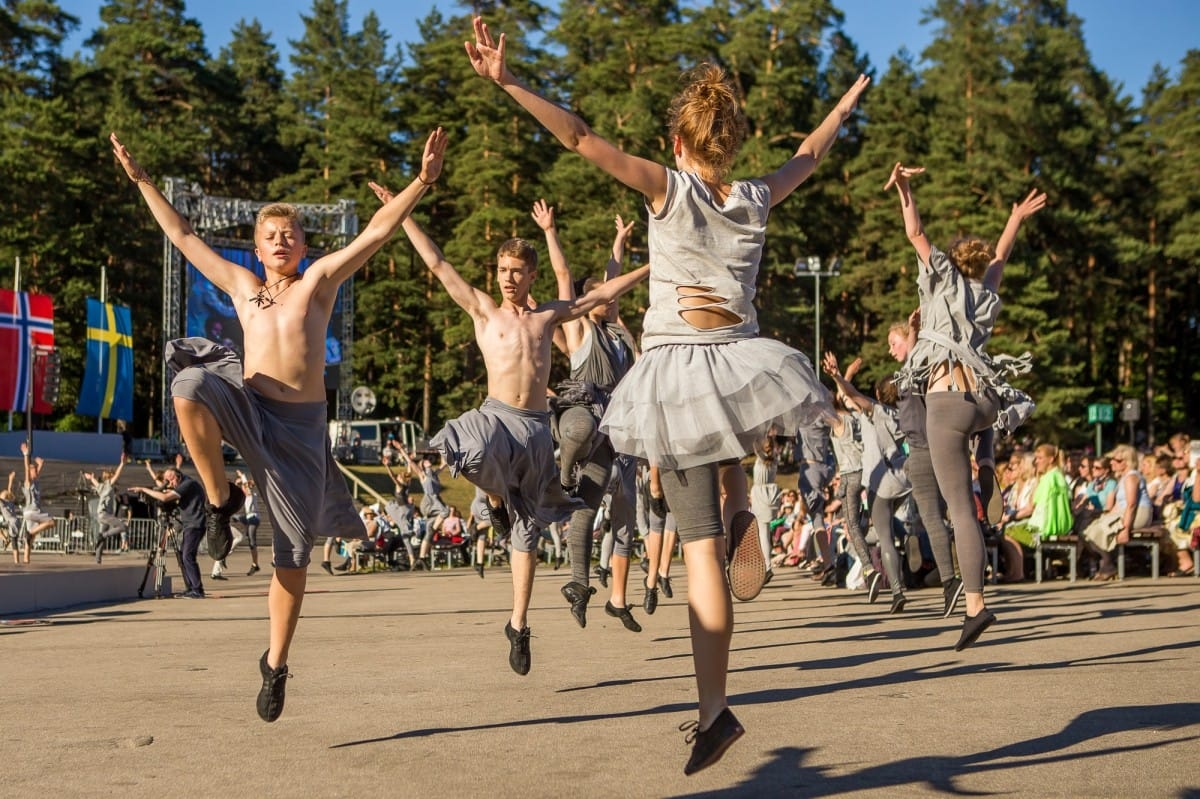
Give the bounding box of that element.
[186,246,346,390]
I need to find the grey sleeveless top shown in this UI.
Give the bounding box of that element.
[570,318,635,390]
[641,170,770,349]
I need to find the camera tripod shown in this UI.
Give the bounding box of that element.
[137,512,184,599]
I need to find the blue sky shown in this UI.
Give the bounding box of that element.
[58,0,1195,98]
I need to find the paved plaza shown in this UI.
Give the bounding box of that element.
[3,551,1198,798]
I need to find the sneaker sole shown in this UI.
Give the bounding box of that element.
[728,510,766,602]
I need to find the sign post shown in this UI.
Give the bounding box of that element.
[1087,402,1114,456]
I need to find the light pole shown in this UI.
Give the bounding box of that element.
[794,256,841,366]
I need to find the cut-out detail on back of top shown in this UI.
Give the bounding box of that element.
[675,284,743,329]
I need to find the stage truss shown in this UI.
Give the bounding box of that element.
[160,178,359,454]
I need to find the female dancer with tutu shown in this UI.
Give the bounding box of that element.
[466,16,867,774]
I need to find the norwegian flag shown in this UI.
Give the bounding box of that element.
[0,289,55,413]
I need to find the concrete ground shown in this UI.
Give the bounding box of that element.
[2,551,1198,799]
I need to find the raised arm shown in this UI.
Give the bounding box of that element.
[556,265,650,323]
[305,128,448,292]
[884,162,932,264]
[19,441,33,486]
[605,215,635,283]
[110,452,127,485]
[531,200,573,302]
[366,180,492,321]
[821,352,873,414]
[465,17,668,205]
[112,133,258,300]
[761,74,870,207]
[531,199,583,356]
[984,188,1047,292]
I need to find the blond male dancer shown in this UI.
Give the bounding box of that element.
[113,128,447,721]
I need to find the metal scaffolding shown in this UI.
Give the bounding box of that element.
[159,179,358,454]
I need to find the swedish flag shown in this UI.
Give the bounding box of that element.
[77,298,134,420]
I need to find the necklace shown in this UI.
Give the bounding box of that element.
[249,275,300,308]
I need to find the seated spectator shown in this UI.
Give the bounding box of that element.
[1146,453,1177,519]
[1003,444,1074,574]
[1067,451,1091,505]
[341,507,379,574]
[1073,456,1117,534]
[1082,444,1153,580]
[997,451,1036,581]
[430,505,470,564]
[1167,451,1199,576]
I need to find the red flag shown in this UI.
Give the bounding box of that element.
[0,289,55,413]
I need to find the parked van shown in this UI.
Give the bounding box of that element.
[328,418,435,465]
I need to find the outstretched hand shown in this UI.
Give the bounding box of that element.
[110,133,151,184]
[531,199,555,231]
[464,16,508,84]
[1011,188,1047,222]
[821,351,842,378]
[368,181,394,205]
[614,214,635,241]
[419,127,448,185]
[836,74,871,117]
[883,161,926,192]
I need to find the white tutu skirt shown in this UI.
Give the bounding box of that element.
[600,339,832,471]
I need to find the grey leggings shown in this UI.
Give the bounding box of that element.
[905,445,956,581]
[926,390,998,594]
[660,464,723,544]
[560,407,634,583]
[838,470,868,567]
[560,406,609,583]
[868,492,905,595]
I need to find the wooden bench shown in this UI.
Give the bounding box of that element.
[1035,534,1078,583]
[1117,525,1165,580]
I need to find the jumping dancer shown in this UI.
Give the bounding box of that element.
[886,315,964,617]
[887,162,1045,650]
[369,181,647,676]
[534,201,642,632]
[466,16,866,772]
[86,452,129,563]
[113,127,448,721]
[823,353,912,613]
[18,441,55,563]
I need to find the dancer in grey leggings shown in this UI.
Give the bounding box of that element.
[823,355,911,613]
[535,203,642,631]
[887,161,1046,650]
[86,453,130,563]
[887,318,964,618]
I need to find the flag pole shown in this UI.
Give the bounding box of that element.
[98,267,107,434]
[8,256,18,432]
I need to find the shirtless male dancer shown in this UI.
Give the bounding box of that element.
[370,180,649,674]
[113,127,447,721]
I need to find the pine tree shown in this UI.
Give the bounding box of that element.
[209,20,295,199]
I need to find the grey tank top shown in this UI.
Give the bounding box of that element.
[641,170,770,349]
[570,318,635,390]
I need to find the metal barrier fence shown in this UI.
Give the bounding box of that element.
[126,519,160,552]
[23,516,162,554]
